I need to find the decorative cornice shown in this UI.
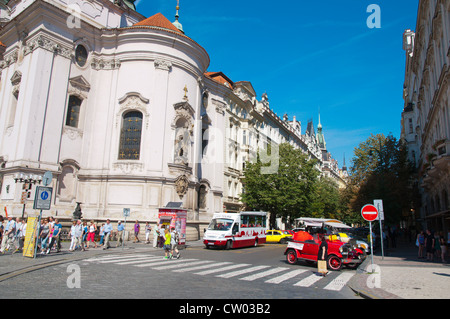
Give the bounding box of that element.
[24,34,72,59]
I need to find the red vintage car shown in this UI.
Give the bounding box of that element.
[284,231,366,271]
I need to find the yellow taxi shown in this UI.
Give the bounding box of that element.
[266,230,293,244]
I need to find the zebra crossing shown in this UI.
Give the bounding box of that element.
[84,253,355,292]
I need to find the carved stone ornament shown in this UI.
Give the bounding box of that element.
[68,75,90,99]
[10,71,22,85]
[175,175,189,199]
[91,57,121,70]
[154,59,172,71]
[113,162,144,174]
[212,98,225,115]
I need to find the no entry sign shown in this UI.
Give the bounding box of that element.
[361,204,379,222]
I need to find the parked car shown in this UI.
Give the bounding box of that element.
[284,231,366,270]
[266,230,293,244]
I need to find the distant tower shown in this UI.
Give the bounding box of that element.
[316,111,326,150]
[173,0,184,34]
[342,153,348,177]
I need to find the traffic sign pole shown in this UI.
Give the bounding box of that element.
[374,199,385,260]
[369,221,374,270]
[361,204,379,273]
[123,208,130,250]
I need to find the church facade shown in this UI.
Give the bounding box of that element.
[0,0,346,237]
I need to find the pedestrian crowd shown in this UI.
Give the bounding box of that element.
[0,215,181,259]
[416,229,448,263]
[366,225,449,263]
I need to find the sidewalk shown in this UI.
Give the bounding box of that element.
[348,238,450,299]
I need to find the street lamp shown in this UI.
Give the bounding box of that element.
[13,172,43,218]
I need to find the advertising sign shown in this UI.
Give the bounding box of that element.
[23,216,39,258]
[158,208,187,246]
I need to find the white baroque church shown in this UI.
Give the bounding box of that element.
[0,0,346,238]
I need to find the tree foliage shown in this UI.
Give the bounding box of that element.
[346,133,415,225]
[240,143,319,228]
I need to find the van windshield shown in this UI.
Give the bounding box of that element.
[208,218,234,231]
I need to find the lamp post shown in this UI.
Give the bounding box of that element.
[13,173,43,218]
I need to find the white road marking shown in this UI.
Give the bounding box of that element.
[294,273,324,287]
[239,267,289,281]
[324,272,354,291]
[265,269,308,284]
[216,265,270,279]
[172,262,232,273]
[194,264,251,276]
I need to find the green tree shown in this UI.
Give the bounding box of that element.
[348,133,414,225]
[241,143,319,228]
[309,176,341,219]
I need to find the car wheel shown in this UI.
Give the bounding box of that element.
[286,249,298,265]
[225,240,232,250]
[280,238,286,244]
[327,255,342,271]
[254,238,258,247]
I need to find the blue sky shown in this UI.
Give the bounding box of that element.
[135,0,419,169]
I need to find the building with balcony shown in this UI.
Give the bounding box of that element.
[401,0,450,233]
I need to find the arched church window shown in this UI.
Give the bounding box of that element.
[118,111,143,160]
[65,95,82,128]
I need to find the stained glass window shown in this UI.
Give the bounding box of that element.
[118,111,143,160]
[66,95,82,128]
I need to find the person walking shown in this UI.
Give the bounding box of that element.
[163,228,171,259]
[17,218,27,252]
[103,219,113,250]
[0,216,17,254]
[39,218,50,254]
[68,220,78,251]
[439,232,446,263]
[170,227,180,259]
[425,229,435,261]
[417,230,425,259]
[133,220,140,243]
[81,221,88,250]
[116,221,124,248]
[13,217,23,253]
[86,221,98,249]
[47,218,62,254]
[317,233,328,276]
[152,224,159,248]
[98,223,105,246]
[145,222,151,244]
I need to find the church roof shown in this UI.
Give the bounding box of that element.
[205,71,234,89]
[133,13,183,34]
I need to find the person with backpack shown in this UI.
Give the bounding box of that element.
[170,227,180,259]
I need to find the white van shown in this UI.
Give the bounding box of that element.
[203,211,267,249]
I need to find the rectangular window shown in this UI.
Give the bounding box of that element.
[66,96,82,128]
